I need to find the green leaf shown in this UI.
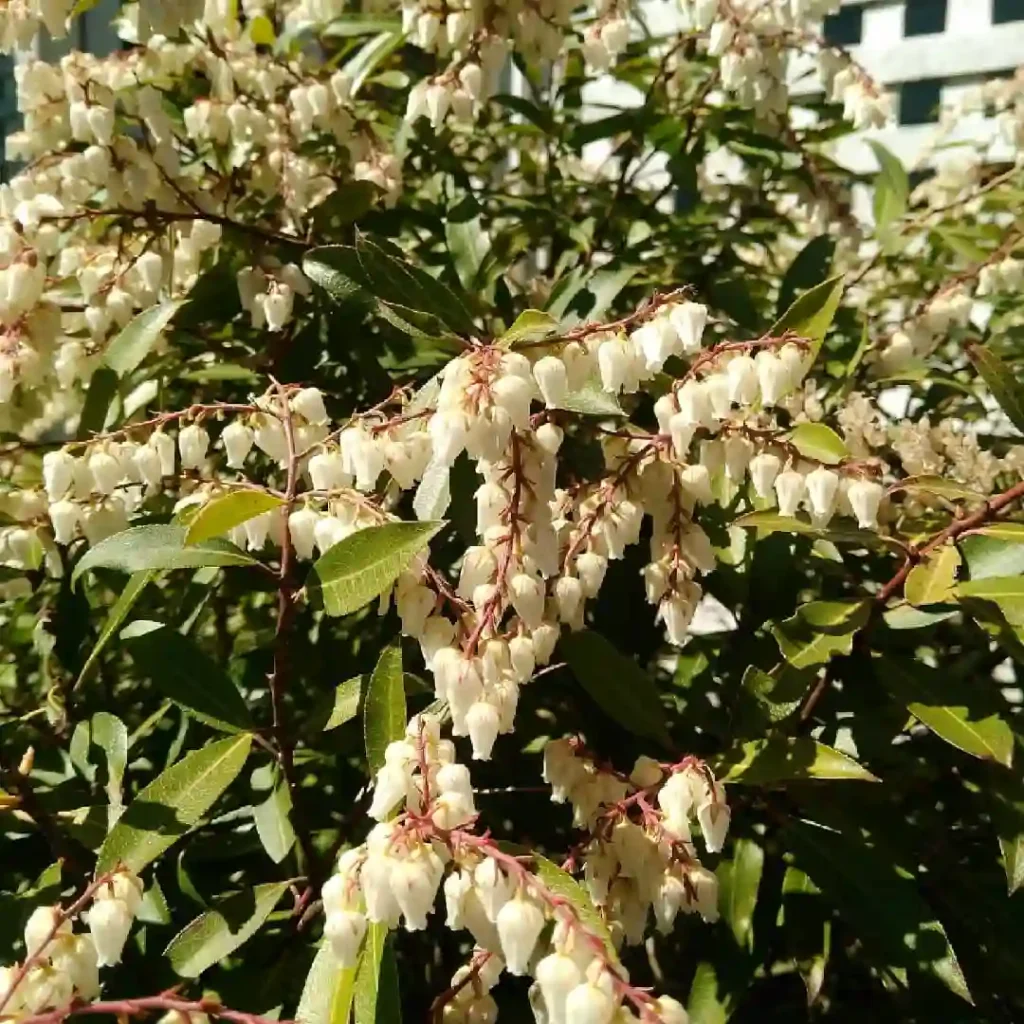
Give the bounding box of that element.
[297,944,358,1024]
[248,13,276,44]
[73,525,257,585]
[733,510,819,535]
[77,366,119,440]
[303,246,365,305]
[325,675,364,730]
[345,31,406,96]
[904,545,960,606]
[771,603,868,669]
[717,838,764,950]
[252,781,296,864]
[738,665,807,726]
[883,604,958,630]
[446,215,490,292]
[353,923,401,1024]
[687,962,731,1024]
[122,620,253,732]
[165,881,291,978]
[960,531,1024,581]
[777,236,835,317]
[103,300,186,377]
[718,737,878,784]
[560,629,672,748]
[500,309,560,347]
[867,140,909,230]
[96,733,252,874]
[311,181,380,230]
[785,819,972,1003]
[184,491,285,546]
[364,641,405,776]
[309,520,444,617]
[92,712,128,820]
[323,14,402,37]
[76,570,157,689]
[992,776,1024,894]
[889,475,984,502]
[788,423,848,465]
[882,664,1013,767]
[557,376,624,417]
[956,575,1024,624]
[769,274,844,362]
[966,342,1024,435]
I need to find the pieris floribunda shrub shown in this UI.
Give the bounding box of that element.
[2,1,1024,1022]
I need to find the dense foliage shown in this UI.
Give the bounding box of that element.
[2,1,1024,1023]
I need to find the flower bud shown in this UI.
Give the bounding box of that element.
[178,423,210,470]
[88,896,133,966]
[654,995,690,1024]
[324,909,367,967]
[496,896,545,975]
[222,421,254,468]
[697,795,731,853]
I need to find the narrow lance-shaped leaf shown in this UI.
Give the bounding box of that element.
[717,838,764,950]
[96,733,252,874]
[718,736,878,784]
[297,943,358,1024]
[164,881,292,978]
[560,630,672,748]
[309,520,444,617]
[364,641,406,776]
[184,491,285,546]
[122,620,253,733]
[354,923,402,1024]
[966,342,1024,435]
[73,525,258,586]
[103,300,187,377]
[769,274,844,362]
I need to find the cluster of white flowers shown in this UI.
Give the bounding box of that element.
[544,741,727,946]
[878,288,974,374]
[323,715,695,1022]
[0,870,144,1017]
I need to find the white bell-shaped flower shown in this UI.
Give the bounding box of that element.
[535,951,583,1024]
[474,859,512,923]
[391,856,440,931]
[42,450,75,501]
[491,374,534,430]
[288,507,318,561]
[49,501,79,544]
[697,797,731,853]
[680,463,713,505]
[755,349,789,406]
[178,423,210,470]
[255,418,289,465]
[748,451,781,499]
[654,995,690,1024]
[466,701,501,760]
[149,432,176,477]
[88,897,133,966]
[221,421,254,469]
[24,905,70,958]
[774,468,806,517]
[668,302,707,353]
[51,934,99,1001]
[675,379,711,428]
[324,909,367,967]
[575,552,608,598]
[292,387,328,425]
[533,356,568,408]
[805,466,840,521]
[563,982,615,1024]
[726,355,757,406]
[88,451,122,495]
[847,478,883,529]
[509,572,545,630]
[309,450,348,491]
[244,511,272,551]
[496,895,545,975]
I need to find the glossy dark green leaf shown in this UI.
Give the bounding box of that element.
[103,300,186,377]
[717,837,764,950]
[788,422,848,465]
[309,521,444,617]
[97,733,252,873]
[353,923,401,1024]
[77,366,119,440]
[904,545,960,607]
[165,881,291,977]
[73,525,257,585]
[785,819,971,1003]
[76,570,157,689]
[718,736,878,783]
[769,274,844,361]
[325,676,364,731]
[967,342,1024,435]
[184,491,285,545]
[777,236,835,316]
[560,629,672,748]
[501,309,560,347]
[122,620,253,732]
[364,641,405,776]
[252,781,296,864]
